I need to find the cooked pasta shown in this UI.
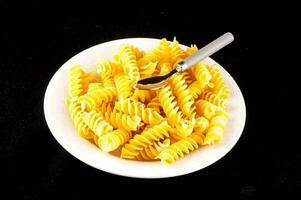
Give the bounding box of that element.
[169,73,196,119]
[115,98,163,125]
[116,44,140,83]
[84,110,113,136]
[66,38,231,165]
[121,121,172,159]
[203,111,228,145]
[78,87,117,111]
[103,110,142,131]
[114,74,133,100]
[188,62,212,99]
[136,139,170,161]
[68,98,94,139]
[99,129,132,152]
[157,133,204,165]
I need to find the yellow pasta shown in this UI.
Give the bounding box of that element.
[115,98,163,125]
[158,86,182,126]
[67,38,231,165]
[103,110,142,131]
[203,111,228,145]
[195,99,217,120]
[78,87,117,111]
[121,121,172,159]
[169,73,196,119]
[99,129,132,152]
[157,133,204,165]
[136,139,170,161]
[84,110,113,137]
[68,98,93,139]
[68,65,94,97]
[188,62,212,99]
[207,66,230,99]
[200,91,227,109]
[116,44,140,83]
[114,74,134,100]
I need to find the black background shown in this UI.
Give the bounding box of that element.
[1,1,299,199]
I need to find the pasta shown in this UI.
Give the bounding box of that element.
[116,44,140,83]
[169,73,196,119]
[157,133,204,165]
[203,111,228,145]
[136,139,170,161]
[84,110,113,136]
[158,86,182,126]
[99,129,132,152]
[66,38,231,165]
[103,110,142,131]
[121,121,172,159]
[115,98,163,125]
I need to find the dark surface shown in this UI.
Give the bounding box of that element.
[0,1,299,199]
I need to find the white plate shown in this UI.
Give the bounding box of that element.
[44,38,246,178]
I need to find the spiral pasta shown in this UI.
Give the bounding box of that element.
[68,65,94,97]
[121,121,172,159]
[169,73,196,119]
[136,139,170,161]
[207,66,230,99]
[103,110,142,131]
[84,110,113,136]
[203,111,228,145]
[158,86,182,126]
[115,98,163,125]
[195,99,217,120]
[132,89,155,103]
[67,38,231,165]
[95,60,116,87]
[188,62,212,99]
[114,74,133,100]
[99,129,132,152]
[68,98,93,139]
[78,87,117,111]
[116,44,140,83]
[169,38,185,67]
[157,133,204,165]
[200,91,227,109]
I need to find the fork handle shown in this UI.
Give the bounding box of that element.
[176,32,234,72]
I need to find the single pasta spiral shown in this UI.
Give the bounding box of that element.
[114,74,134,100]
[169,73,196,119]
[117,44,140,83]
[99,129,132,152]
[84,110,113,137]
[188,62,212,99]
[157,133,204,165]
[158,86,182,126]
[136,139,170,161]
[78,87,117,111]
[115,98,163,125]
[203,111,228,145]
[169,38,185,66]
[207,66,230,99]
[195,99,217,120]
[95,60,116,87]
[121,121,172,159]
[200,92,227,109]
[104,110,142,132]
[194,117,209,134]
[68,65,94,97]
[68,98,93,139]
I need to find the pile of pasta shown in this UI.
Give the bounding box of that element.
[67,38,230,165]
